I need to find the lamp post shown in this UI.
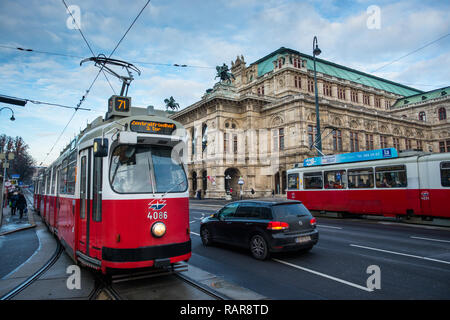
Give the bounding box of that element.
[0,107,16,121]
[313,36,322,154]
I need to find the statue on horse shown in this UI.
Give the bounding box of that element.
[215,63,235,84]
[164,96,180,111]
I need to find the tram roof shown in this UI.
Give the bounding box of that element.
[293,148,433,169]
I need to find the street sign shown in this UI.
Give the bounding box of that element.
[11,174,20,179]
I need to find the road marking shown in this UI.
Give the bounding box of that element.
[350,244,450,265]
[317,224,343,230]
[190,220,196,224]
[410,236,450,244]
[190,232,200,236]
[272,258,373,292]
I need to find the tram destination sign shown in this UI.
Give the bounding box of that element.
[130,120,176,135]
[303,148,398,167]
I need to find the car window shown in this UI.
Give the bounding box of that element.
[235,203,256,218]
[272,203,311,219]
[258,206,273,220]
[218,202,239,219]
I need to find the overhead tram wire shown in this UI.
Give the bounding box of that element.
[0,44,215,69]
[40,0,153,166]
[62,0,116,95]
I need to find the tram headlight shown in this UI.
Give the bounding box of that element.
[151,222,166,238]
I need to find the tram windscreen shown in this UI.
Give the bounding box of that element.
[110,145,187,194]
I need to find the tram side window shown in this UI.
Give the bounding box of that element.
[45,173,50,195]
[304,172,323,189]
[348,168,374,189]
[59,159,68,194]
[441,162,450,187]
[51,167,56,195]
[287,173,299,190]
[66,151,77,195]
[375,165,407,188]
[324,170,347,189]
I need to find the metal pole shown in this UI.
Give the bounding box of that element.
[313,36,322,154]
[0,160,7,226]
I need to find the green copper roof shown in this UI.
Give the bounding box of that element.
[391,86,449,108]
[251,47,423,97]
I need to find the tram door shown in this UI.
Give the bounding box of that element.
[78,148,91,256]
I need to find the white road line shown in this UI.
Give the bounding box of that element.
[272,258,373,292]
[317,224,343,230]
[410,236,450,244]
[350,244,450,265]
[189,221,196,224]
[190,232,200,236]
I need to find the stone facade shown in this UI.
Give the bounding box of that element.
[171,48,449,199]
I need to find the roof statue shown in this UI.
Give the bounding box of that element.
[164,96,180,111]
[215,63,235,84]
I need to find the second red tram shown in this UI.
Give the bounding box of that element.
[33,107,191,273]
[287,149,450,219]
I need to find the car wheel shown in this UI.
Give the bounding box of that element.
[200,226,212,246]
[249,235,269,260]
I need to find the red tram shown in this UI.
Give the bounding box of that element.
[33,106,191,273]
[286,149,450,219]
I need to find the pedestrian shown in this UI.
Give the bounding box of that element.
[16,191,27,219]
[10,191,19,216]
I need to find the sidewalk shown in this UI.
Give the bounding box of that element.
[0,202,36,236]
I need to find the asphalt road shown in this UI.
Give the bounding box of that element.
[188,204,450,300]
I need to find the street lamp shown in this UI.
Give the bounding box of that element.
[0,107,16,121]
[313,36,322,155]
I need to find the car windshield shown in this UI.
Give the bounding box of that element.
[110,145,187,194]
[272,203,311,219]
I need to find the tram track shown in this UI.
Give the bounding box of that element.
[89,266,229,300]
[0,242,64,300]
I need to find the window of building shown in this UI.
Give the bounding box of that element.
[375,97,381,108]
[441,162,450,187]
[438,107,447,120]
[363,94,370,105]
[405,139,412,150]
[308,79,315,93]
[233,134,238,154]
[279,128,285,150]
[257,86,264,95]
[304,172,323,189]
[350,132,359,152]
[294,75,301,89]
[348,168,374,189]
[366,134,374,150]
[375,165,407,188]
[380,135,388,148]
[418,111,426,121]
[351,90,358,103]
[191,127,196,157]
[308,125,316,147]
[333,130,342,151]
[385,100,391,109]
[323,82,332,97]
[324,170,347,189]
[337,87,346,100]
[440,140,450,153]
[393,137,400,150]
[224,133,228,153]
[417,140,423,151]
[202,123,208,153]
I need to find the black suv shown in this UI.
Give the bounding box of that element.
[200,200,319,260]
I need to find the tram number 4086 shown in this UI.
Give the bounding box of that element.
[147,211,168,220]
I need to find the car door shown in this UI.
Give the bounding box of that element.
[215,202,239,243]
[230,202,256,246]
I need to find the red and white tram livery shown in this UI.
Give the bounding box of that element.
[34,105,191,273]
[287,148,450,219]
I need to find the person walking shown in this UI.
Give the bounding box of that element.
[10,191,19,216]
[16,191,27,220]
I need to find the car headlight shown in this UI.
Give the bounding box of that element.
[151,222,166,238]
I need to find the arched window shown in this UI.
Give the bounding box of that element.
[202,123,208,152]
[438,107,447,120]
[418,111,426,121]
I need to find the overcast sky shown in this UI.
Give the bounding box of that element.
[0,0,449,166]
